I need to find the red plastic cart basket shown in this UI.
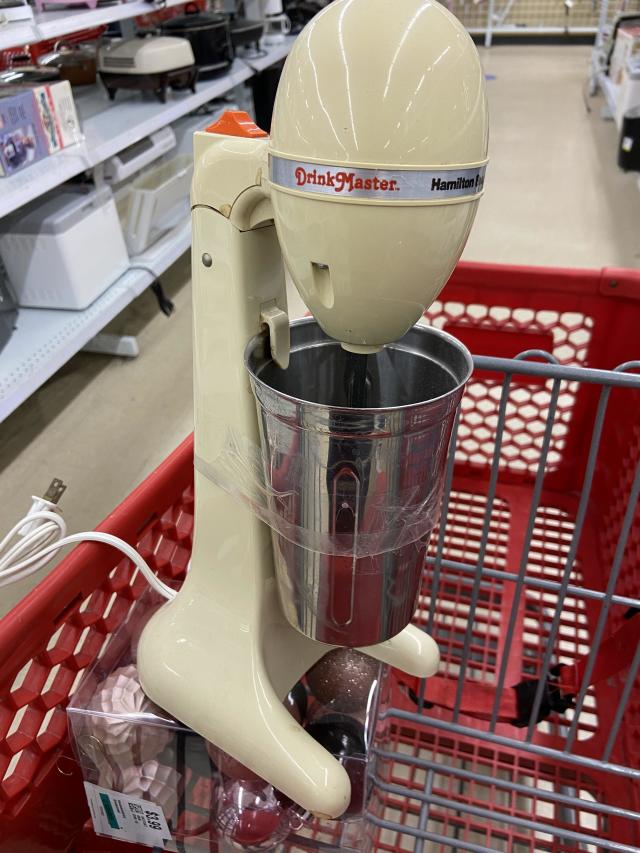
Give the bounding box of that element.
[1,260,640,853]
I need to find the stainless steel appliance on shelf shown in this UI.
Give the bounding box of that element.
[38,41,98,88]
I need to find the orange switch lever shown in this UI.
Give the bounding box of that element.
[205,110,268,138]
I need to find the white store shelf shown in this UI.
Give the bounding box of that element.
[488,24,597,34]
[36,0,184,41]
[0,38,292,420]
[0,60,253,220]
[0,142,92,221]
[0,19,36,52]
[0,7,297,60]
[243,36,295,73]
[83,60,253,164]
[131,217,190,286]
[598,71,620,123]
[0,0,186,52]
[0,217,191,422]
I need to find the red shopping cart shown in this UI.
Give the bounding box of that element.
[1,261,639,853]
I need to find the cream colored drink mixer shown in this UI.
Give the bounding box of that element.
[137,0,488,820]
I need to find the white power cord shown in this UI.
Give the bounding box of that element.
[0,479,176,601]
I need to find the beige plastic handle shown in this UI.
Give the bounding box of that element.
[261,302,290,369]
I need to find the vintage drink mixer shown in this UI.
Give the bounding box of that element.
[137,0,489,820]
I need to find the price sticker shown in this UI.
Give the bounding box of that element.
[84,782,171,849]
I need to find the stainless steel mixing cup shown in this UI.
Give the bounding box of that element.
[245,319,472,646]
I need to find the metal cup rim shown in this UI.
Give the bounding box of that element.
[244,317,473,414]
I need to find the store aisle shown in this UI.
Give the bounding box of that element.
[1,44,639,616]
[465,45,640,268]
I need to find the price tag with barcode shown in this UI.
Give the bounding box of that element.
[84,782,171,849]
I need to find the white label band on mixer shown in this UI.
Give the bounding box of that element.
[269,155,487,201]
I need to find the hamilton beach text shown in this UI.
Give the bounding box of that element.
[430,174,484,192]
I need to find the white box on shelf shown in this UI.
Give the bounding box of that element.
[119,154,192,255]
[103,125,176,183]
[0,185,129,310]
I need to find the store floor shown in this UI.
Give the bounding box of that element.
[1,44,640,617]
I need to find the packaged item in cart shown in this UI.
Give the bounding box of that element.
[0,89,49,176]
[67,593,387,851]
